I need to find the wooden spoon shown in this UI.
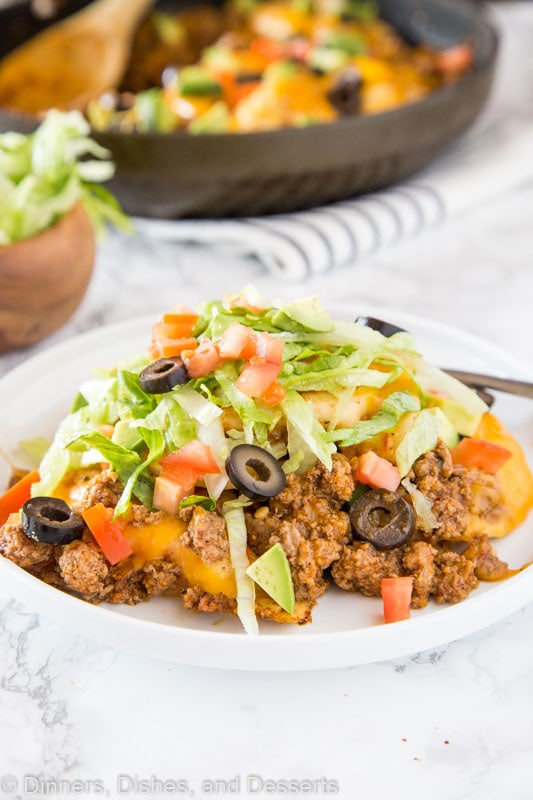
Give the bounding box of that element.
[0,0,155,116]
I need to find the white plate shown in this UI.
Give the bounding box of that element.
[0,306,532,671]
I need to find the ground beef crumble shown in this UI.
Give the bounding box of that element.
[106,559,186,604]
[57,532,187,605]
[68,469,123,513]
[179,506,229,563]
[330,442,504,606]
[183,586,237,614]
[127,505,165,528]
[411,442,503,542]
[462,536,510,582]
[331,543,402,597]
[0,438,514,618]
[0,512,58,570]
[331,539,478,606]
[432,551,478,604]
[0,510,187,606]
[246,453,354,602]
[401,540,436,608]
[58,537,111,602]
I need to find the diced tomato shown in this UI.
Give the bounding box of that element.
[285,37,311,62]
[148,305,200,360]
[224,290,265,314]
[161,311,199,336]
[153,473,197,515]
[249,37,287,63]
[160,440,221,475]
[0,469,40,526]
[218,322,257,360]
[82,503,133,565]
[172,304,198,315]
[183,338,226,379]
[254,331,284,365]
[451,437,512,474]
[157,442,221,510]
[149,337,198,359]
[217,72,260,108]
[218,325,284,366]
[153,320,198,342]
[162,304,200,324]
[159,462,199,485]
[381,576,413,623]
[436,43,473,75]
[353,451,401,492]
[260,380,287,406]
[236,360,281,398]
[248,37,309,65]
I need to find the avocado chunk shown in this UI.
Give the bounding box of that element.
[324,30,366,56]
[246,543,295,614]
[178,66,222,97]
[189,101,231,134]
[309,46,350,74]
[134,88,176,132]
[272,295,335,333]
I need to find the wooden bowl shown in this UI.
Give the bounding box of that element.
[0,202,95,353]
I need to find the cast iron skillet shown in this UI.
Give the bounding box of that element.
[0,0,498,219]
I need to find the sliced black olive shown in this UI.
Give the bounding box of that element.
[235,71,263,84]
[349,488,415,550]
[355,316,406,337]
[22,497,84,546]
[327,67,362,115]
[225,444,286,500]
[139,357,189,394]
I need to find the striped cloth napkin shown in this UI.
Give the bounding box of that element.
[134,117,533,281]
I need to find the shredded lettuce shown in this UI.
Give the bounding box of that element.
[325,391,421,446]
[117,370,157,420]
[280,322,418,352]
[131,396,196,451]
[222,498,258,636]
[284,364,393,393]
[281,391,336,471]
[112,420,143,452]
[271,295,334,333]
[401,477,437,533]
[173,385,223,427]
[412,358,487,436]
[0,110,131,244]
[71,430,141,475]
[395,407,460,477]
[78,377,119,425]
[17,437,50,468]
[113,428,164,517]
[283,417,319,474]
[180,495,216,511]
[195,412,229,500]
[32,405,103,496]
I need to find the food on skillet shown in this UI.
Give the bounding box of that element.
[1,290,532,634]
[78,0,474,134]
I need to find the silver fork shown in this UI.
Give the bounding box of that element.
[444,370,533,400]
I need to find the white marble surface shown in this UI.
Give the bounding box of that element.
[1,3,533,799]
